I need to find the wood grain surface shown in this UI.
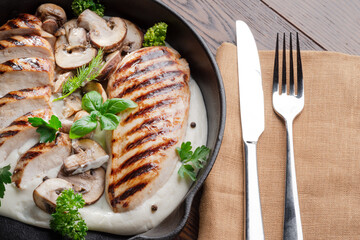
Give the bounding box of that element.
[161,0,360,239]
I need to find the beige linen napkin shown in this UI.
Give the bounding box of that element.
[198,43,360,240]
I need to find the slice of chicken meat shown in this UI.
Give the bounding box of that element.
[0,14,43,40]
[0,57,54,97]
[12,133,71,189]
[0,35,54,63]
[0,109,52,164]
[0,86,51,129]
[106,46,190,212]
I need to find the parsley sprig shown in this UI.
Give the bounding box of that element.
[176,142,210,181]
[28,115,62,143]
[0,165,11,207]
[50,189,88,240]
[143,22,168,47]
[71,0,105,17]
[53,49,104,101]
[69,91,137,139]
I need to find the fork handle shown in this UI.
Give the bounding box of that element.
[244,141,265,240]
[284,120,303,240]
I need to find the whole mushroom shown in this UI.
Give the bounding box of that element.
[35,3,67,34]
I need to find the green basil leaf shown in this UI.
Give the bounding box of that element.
[69,115,97,139]
[99,113,120,130]
[36,126,57,143]
[47,115,62,130]
[82,91,103,113]
[28,117,48,127]
[102,98,137,114]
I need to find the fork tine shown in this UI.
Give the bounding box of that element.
[289,33,295,95]
[273,33,279,93]
[296,32,303,97]
[282,33,286,94]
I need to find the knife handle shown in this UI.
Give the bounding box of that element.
[244,141,265,240]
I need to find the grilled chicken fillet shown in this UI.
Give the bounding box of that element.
[0,86,51,129]
[0,57,54,97]
[0,35,54,63]
[0,14,42,40]
[12,133,71,189]
[0,109,52,163]
[106,46,190,212]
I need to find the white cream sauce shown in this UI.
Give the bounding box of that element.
[0,78,208,235]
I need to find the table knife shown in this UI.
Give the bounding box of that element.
[236,20,265,240]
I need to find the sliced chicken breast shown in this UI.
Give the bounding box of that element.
[12,133,71,189]
[0,35,54,63]
[0,109,52,164]
[106,46,190,212]
[0,86,51,129]
[0,57,54,97]
[0,14,42,40]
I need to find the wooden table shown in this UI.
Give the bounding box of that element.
[160,0,360,239]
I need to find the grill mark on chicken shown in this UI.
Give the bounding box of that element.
[6,37,26,46]
[123,98,175,123]
[0,130,19,141]
[113,60,177,88]
[126,117,165,137]
[2,60,23,70]
[2,93,24,100]
[112,139,176,174]
[9,120,29,127]
[108,163,158,193]
[110,183,148,207]
[134,83,184,103]
[118,48,170,73]
[15,151,41,168]
[18,14,38,28]
[6,20,18,29]
[125,130,168,152]
[116,70,182,98]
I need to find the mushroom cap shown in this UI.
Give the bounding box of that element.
[35,3,67,25]
[77,9,127,52]
[33,178,73,213]
[97,50,121,81]
[121,19,144,53]
[58,167,105,205]
[83,81,108,102]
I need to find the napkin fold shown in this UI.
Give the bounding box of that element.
[198,43,360,240]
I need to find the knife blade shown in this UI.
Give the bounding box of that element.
[236,20,265,240]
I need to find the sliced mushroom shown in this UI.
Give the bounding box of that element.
[83,82,107,102]
[55,44,97,70]
[53,71,74,93]
[77,9,127,52]
[64,139,109,174]
[55,19,97,70]
[33,178,73,213]
[63,94,82,118]
[98,50,121,81]
[121,19,144,53]
[58,168,105,205]
[73,110,89,122]
[35,4,67,34]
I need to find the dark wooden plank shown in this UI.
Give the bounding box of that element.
[261,0,360,55]
[160,0,323,55]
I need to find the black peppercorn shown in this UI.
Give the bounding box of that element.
[190,122,196,128]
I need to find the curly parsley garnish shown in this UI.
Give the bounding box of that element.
[176,142,210,181]
[0,165,11,207]
[143,22,168,47]
[53,49,104,102]
[50,189,88,240]
[28,115,62,143]
[69,91,137,139]
[71,0,105,17]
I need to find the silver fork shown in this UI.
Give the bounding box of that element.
[272,33,304,240]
